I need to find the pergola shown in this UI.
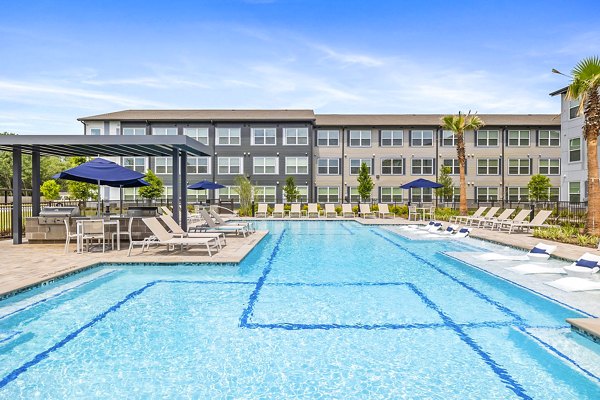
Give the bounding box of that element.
[0,135,212,244]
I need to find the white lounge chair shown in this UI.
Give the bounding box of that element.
[341,204,355,218]
[467,207,499,226]
[359,204,375,218]
[478,242,557,261]
[307,203,320,218]
[160,214,226,248]
[502,210,553,234]
[450,207,486,224]
[272,204,285,218]
[210,209,254,232]
[546,277,600,292]
[477,209,514,229]
[324,204,338,218]
[453,227,472,238]
[506,264,567,275]
[160,206,173,216]
[377,204,394,219]
[563,253,600,275]
[424,224,459,238]
[493,209,530,231]
[289,203,302,218]
[255,203,268,218]
[198,210,248,237]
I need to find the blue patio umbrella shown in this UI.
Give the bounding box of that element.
[187,180,226,190]
[400,178,443,205]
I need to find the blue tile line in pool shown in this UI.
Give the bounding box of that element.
[0,331,21,345]
[339,223,355,235]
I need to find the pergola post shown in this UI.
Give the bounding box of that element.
[31,148,41,216]
[12,146,23,244]
[172,148,180,224]
[180,151,187,231]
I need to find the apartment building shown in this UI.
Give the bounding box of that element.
[78,110,561,203]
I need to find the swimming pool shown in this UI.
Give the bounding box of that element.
[0,221,599,398]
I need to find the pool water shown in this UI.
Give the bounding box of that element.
[0,221,599,399]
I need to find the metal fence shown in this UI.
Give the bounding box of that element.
[0,201,79,238]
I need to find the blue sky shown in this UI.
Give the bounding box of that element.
[1,0,599,134]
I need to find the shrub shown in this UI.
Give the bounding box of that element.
[352,205,359,214]
[533,225,599,248]
[284,204,291,212]
[371,204,379,212]
[335,206,342,215]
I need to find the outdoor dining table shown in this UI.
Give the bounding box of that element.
[76,219,121,254]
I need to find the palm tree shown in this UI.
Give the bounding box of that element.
[441,112,485,216]
[564,56,600,234]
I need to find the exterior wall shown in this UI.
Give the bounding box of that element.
[558,92,586,201]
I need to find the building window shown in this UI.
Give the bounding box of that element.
[217,157,242,174]
[284,186,308,202]
[122,188,139,201]
[155,157,172,174]
[216,128,241,145]
[476,187,499,202]
[539,159,560,175]
[451,187,461,202]
[253,157,278,175]
[350,159,372,175]
[508,130,530,146]
[254,186,276,203]
[285,157,308,174]
[506,187,529,202]
[153,127,177,135]
[186,157,210,174]
[442,159,460,175]
[123,127,145,136]
[569,138,581,162]
[349,130,371,147]
[508,159,531,175]
[538,130,560,147]
[380,187,403,203]
[161,186,173,201]
[251,128,276,145]
[317,186,339,203]
[122,157,146,173]
[317,130,339,146]
[569,182,580,202]
[548,187,560,201]
[569,99,580,119]
[90,128,102,136]
[317,158,340,175]
[381,158,403,175]
[284,127,308,145]
[187,190,207,203]
[184,128,209,145]
[380,130,403,146]
[411,158,434,175]
[411,130,434,147]
[477,130,499,147]
[348,187,361,202]
[477,159,500,175]
[411,188,432,203]
[218,186,240,202]
[441,130,456,147]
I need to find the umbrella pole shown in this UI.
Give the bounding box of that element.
[97,180,101,217]
[120,186,124,217]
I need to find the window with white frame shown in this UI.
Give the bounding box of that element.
[477,158,500,175]
[122,157,146,173]
[350,159,372,175]
[548,187,560,201]
[122,188,139,201]
[252,128,276,145]
[569,138,581,162]
[187,190,207,203]
[317,158,340,175]
[411,188,432,203]
[411,158,434,175]
[476,130,499,146]
[284,186,308,202]
[161,186,173,200]
[476,187,499,202]
[508,159,531,175]
[90,128,101,136]
[380,187,403,203]
[184,127,209,145]
[217,157,242,174]
[253,157,278,175]
[410,130,433,147]
[123,127,145,136]
[154,157,172,174]
[153,127,177,135]
[441,130,456,147]
[443,159,460,175]
[568,182,580,202]
[317,186,339,203]
[254,186,276,203]
[506,187,529,202]
[216,128,241,145]
[381,158,403,175]
[284,127,308,145]
[317,130,339,146]
[348,187,361,202]
[285,157,308,174]
[451,187,460,202]
[569,99,580,119]
[186,157,210,174]
[538,130,560,147]
[539,159,560,175]
[218,186,240,202]
[508,130,530,146]
[380,130,403,146]
[348,130,371,147]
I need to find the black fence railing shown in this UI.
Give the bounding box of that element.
[0,201,80,238]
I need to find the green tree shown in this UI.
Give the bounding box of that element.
[441,112,485,215]
[137,169,164,201]
[436,166,454,201]
[357,162,374,201]
[65,157,97,211]
[527,174,551,201]
[283,176,300,203]
[40,179,61,200]
[561,56,600,234]
[234,175,253,216]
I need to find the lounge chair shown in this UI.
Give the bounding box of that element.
[198,210,249,237]
[359,204,375,218]
[209,209,254,232]
[134,217,219,256]
[255,203,268,218]
[477,209,514,229]
[341,204,355,218]
[451,207,486,224]
[307,203,320,218]
[502,210,553,234]
[478,242,557,261]
[506,264,567,275]
[563,253,600,275]
[160,206,173,216]
[417,221,436,231]
[467,207,499,226]
[453,227,472,238]
[424,224,459,238]
[324,204,338,218]
[377,204,394,219]
[546,277,600,292]
[493,209,530,231]
[272,204,285,218]
[289,204,302,218]
[160,214,226,248]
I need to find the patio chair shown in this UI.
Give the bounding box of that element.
[160,206,173,216]
[289,203,302,218]
[80,219,108,253]
[63,219,79,254]
[450,207,486,224]
[209,209,254,232]
[341,204,355,218]
[272,204,285,218]
[198,209,249,236]
[307,203,320,218]
[494,209,531,231]
[408,206,421,221]
[377,204,394,219]
[359,204,375,218]
[422,205,435,220]
[135,217,219,256]
[324,204,338,218]
[467,207,499,226]
[504,210,553,234]
[255,203,268,218]
[479,209,514,229]
[160,214,226,248]
[111,217,134,247]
